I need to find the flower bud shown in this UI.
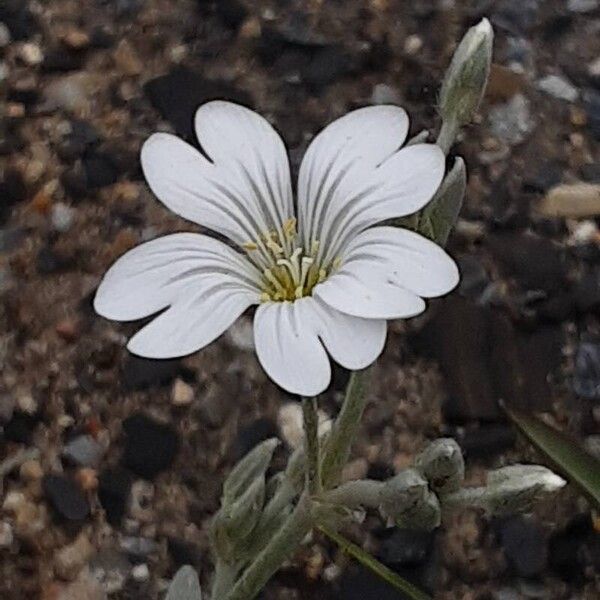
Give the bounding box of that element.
[439,18,493,127]
[415,438,465,495]
[483,464,566,516]
[222,438,279,504]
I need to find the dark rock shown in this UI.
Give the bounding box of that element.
[459,424,517,459]
[0,228,26,253]
[143,67,251,140]
[549,513,600,582]
[583,88,600,140]
[43,474,90,522]
[121,356,190,391]
[573,268,600,313]
[488,233,567,293]
[61,166,89,200]
[98,467,133,526]
[573,341,600,400]
[90,27,115,49]
[36,246,72,274]
[0,1,37,40]
[8,83,40,106]
[491,0,541,35]
[213,0,248,30]
[82,151,119,189]
[301,46,362,91]
[168,537,203,569]
[522,162,563,194]
[56,121,100,162]
[580,163,600,183]
[497,515,547,578]
[42,49,86,73]
[63,434,104,468]
[234,417,278,460]
[122,413,179,479]
[2,410,39,444]
[0,168,27,224]
[378,529,434,567]
[366,462,395,481]
[457,255,490,301]
[336,565,413,599]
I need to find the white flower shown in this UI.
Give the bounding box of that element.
[94,101,459,396]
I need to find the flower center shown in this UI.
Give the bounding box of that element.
[243,218,337,302]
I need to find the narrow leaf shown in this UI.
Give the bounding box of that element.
[318,525,432,600]
[504,404,600,508]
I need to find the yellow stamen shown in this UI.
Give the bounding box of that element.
[243,241,258,251]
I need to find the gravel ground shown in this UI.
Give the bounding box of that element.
[1,0,600,598]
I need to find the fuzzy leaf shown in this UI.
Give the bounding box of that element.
[166,566,201,600]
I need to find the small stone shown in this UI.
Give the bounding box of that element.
[120,536,159,559]
[567,0,599,12]
[403,34,423,55]
[55,533,95,579]
[113,39,143,76]
[98,467,133,526]
[277,401,331,450]
[128,479,154,522]
[131,563,150,582]
[537,74,579,102]
[20,459,43,481]
[82,151,119,189]
[75,468,99,492]
[0,521,13,548]
[63,434,105,468]
[42,73,96,114]
[62,29,90,50]
[17,42,43,65]
[51,202,75,232]
[122,356,188,391]
[122,413,179,479]
[0,23,11,47]
[378,529,435,566]
[488,93,535,145]
[370,83,402,105]
[167,537,202,570]
[43,474,90,522]
[539,183,600,217]
[89,550,130,594]
[56,317,80,342]
[17,391,37,415]
[573,341,600,400]
[497,515,547,577]
[225,318,255,351]
[234,417,279,459]
[171,379,194,406]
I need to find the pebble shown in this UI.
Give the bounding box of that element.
[55,533,95,579]
[42,73,95,113]
[488,93,534,145]
[277,401,331,450]
[573,341,600,400]
[51,202,75,232]
[497,516,547,577]
[122,413,179,479]
[98,467,133,525]
[0,521,13,548]
[17,42,43,65]
[63,434,105,468]
[128,479,154,522]
[370,83,402,105]
[120,536,159,559]
[89,550,130,594]
[171,378,194,406]
[378,529,434,566]
[225,318,255,351]
[43,474,90,522]
[122,356,189,391]
[567,0,599,12]
[539,183,600,217]
[113,39,143,76]
[82,151,119,189]
[0,22,11,47]
[20,458,43,481]
[536,74,579,102]
[131,563,150,582]
[62,29,90,50]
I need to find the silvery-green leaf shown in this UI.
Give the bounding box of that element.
[166,566,201,600]
[379,468,428,521]
[419,157,466,247]
[222,438,279,504]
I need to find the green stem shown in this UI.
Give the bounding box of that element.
[318,525,432,600]
[436,116,459,155]
[321,368,372,488]
[224,495,313,600]
[302,397,321,494]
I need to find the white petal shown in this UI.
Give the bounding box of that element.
[314,273,426,320]
[319,144,445,264]
[297,105,409,249]
[253,300,331,396]
[141,101,293,248]
[94,233,261,321]
[127,286,253,359]
[337,226,459,297]
[308,297,387,370]
[313,226,458,320]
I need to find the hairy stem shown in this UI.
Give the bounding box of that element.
[302,397,321,494]
[224,495,313,600]
[321,368,372,488]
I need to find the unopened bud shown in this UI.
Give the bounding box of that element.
[439,18,493,126]
[415,438,465,495]
[222,438,279,504]
[483,464,566,515]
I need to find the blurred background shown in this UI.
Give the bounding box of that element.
[0,0,599,598]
